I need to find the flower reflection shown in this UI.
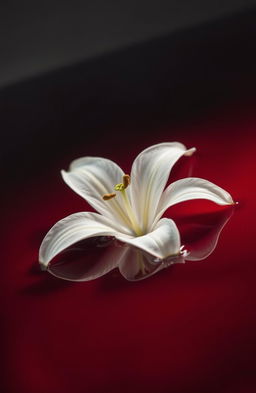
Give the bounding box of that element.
[47,206,234,282]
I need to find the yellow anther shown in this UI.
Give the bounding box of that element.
[123,174,130,189]
[114,183,125,191]
[102,193,116,200]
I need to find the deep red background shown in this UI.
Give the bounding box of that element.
[2,99,256,393]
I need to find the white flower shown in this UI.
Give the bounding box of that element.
[39,142,234,277]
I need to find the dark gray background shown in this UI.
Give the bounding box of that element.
[1,0,256,87]
[1,0,256,187]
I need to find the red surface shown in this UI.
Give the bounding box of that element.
[3,102,256,393]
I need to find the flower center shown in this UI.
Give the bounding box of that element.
[102,174,143,236]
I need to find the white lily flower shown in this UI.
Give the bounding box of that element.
[39,142,234,276]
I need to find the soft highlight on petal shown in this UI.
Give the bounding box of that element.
[39,212,131,268]
[153,177,234,226]
[117,218,181,260]
[61,157,133,232]
[130,142,196,232]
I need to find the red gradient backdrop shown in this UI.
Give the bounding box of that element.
[2,99,256,393]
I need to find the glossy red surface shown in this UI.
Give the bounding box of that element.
[3,101,256,393]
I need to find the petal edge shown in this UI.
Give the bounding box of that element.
[39,212,130,268]
[154,177,234,226]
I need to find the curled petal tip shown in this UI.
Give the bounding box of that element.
[60,169,67,181]
[184,147,196,156]
[227,197,236,206]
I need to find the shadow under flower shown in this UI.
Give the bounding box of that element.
[21,263,73,295]
[47,206,235,282]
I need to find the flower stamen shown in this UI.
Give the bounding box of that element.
[123,174,130,189]
[113,174,143,236]
[102,192,116,200]
[102,173,142,235]
[114,174,130,192]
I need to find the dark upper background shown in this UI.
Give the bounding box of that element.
[1,0,256,184]
[1,0,256,88]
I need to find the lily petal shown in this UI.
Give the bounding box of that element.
[118,247,165,281]
[154,177,234,226]
[118,246,184,281]
[130,142,195,232]
[117,218,181,260]
[48,239,125,282]
[39,212,131,268]
[61,157,132,232]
